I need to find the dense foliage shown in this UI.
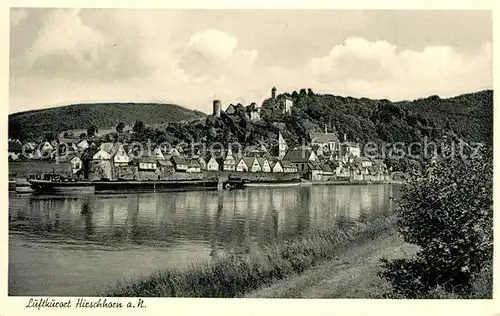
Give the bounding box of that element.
[379,145,493,298]
[138,90,492,171]
[8,102,205,141]
[9,90,492,172]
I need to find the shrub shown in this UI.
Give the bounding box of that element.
[379,145,493,298]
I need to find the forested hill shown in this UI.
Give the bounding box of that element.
[9,90,492,153]
[163,89,492,149]
[8,102,206,141]
[295,89,493,145]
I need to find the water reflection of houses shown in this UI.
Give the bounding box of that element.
[9,185,400,251]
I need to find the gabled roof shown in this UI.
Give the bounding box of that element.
[215,157,224,166]
[157,159,173,167]
[268,159,276,168]
[8,141,23,153]
[77,139,89,145]
[154,147,166,159]
[57,154,82,163]
[281,160,294,168]
[82,148,100,160]
[241,156,256,168]
[188,158,201,168]
[100,142,114,153]
[257,157,268,166]
[283,149,313,163]
[308,161,323,171]
[310,132,339,144]
[271,160,283,169]
[138,156,157,163]
[171,156,188,165]
[321,163,333,172]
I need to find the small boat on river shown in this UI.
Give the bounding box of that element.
[15,178,35,194]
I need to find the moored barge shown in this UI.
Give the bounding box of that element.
[93,179,219,193]
[28,179,96,194]
[27,178,223,194]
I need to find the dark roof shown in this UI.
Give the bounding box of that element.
[308,161,323,171]
[321,163,333,172]
[82,148,100,160]
[8,142,23,153]
[188,158,201,168]
[157,160,173,166]
[171,156,188,165]
[257,157,268,166]
[215,157,224,166]
[241,156,256,168]
[310,132,340,144]
[138,156,157,163]
[281,160,295,168]
[282,149,312,163]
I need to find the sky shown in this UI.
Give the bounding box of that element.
[9,9,492,114]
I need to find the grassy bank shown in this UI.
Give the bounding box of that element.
[246,230,419,298]
[106,214,396,297]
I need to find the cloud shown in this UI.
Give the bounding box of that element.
[29,9,105,65]
[189,29,237,60]
[9,10,492,115]
[178,29,258,79]
[306,37,492,100]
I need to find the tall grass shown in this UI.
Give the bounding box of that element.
[105,214,395,297]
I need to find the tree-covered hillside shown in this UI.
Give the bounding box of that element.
[9,90,493,170]
[8,102,206,141]
[142,89,492,150]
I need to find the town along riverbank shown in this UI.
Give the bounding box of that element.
[106,213,401,297]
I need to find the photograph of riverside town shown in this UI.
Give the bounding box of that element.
[8,9,493,299]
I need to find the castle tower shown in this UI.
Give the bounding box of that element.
[271,86,277,101]
[213,100,221,118]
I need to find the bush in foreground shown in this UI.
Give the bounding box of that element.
[379,146,493,298]
[106,214,394,297]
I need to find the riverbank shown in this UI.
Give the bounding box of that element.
[105,214,399,297]
[310,180,403,186]
[246,230,419,298]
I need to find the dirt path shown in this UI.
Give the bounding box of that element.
[245,231,419,298]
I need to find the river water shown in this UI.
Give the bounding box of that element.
[8,184,399,296]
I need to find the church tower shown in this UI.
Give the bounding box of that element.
[278,132,287,160]
[271,86,277,101]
